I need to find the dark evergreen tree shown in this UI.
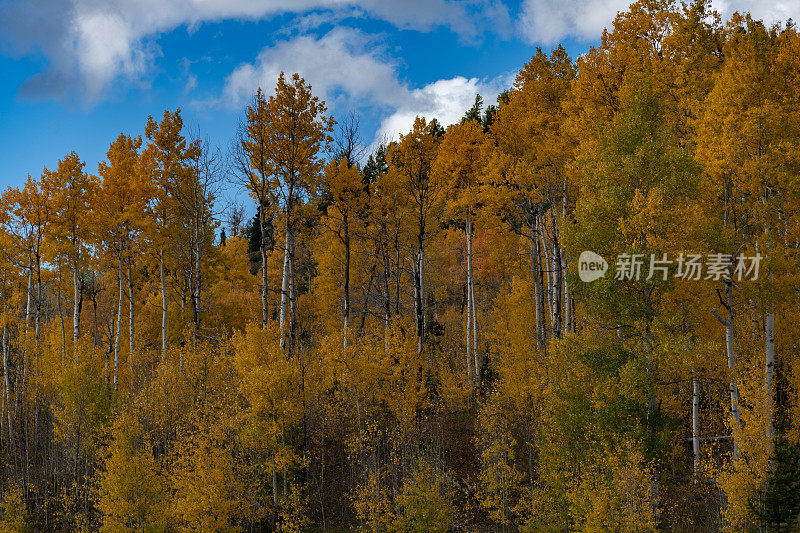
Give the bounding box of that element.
[243,207,274,274]
[749,376,800,532]
[429,118,445,137]
[462,93,484,125]
[482,103,498,133]
[363,144,389,186]
[245,210,261,256]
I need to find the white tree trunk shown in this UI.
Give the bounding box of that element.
[2,289,13,452]
[193,227,203,340]
[726,317,740,460]
[415,247,426,355]
[530,217,546,352]
[550,213,563,339]
[113,254,123,391]
[72,267,80,358]
[35,260,42,340]
[561,180,573,334]
[542,218,555,340]
[563,256,573,335]
[127,262,135,376]
[714,282,741,461]
[57,284,66,363]
[25,267,32,325]
[160,248,168,363]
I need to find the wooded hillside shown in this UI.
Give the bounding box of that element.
[0,1,799,530]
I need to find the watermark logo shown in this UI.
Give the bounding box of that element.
[578,251,762,282]
[578,250,608,282]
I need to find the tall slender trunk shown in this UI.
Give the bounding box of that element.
[113,253,123,392]
[261,244,269,327]
[713,280,741,461]
[414,248,425,354]
[57,282,66,363]
[550,211,563,339]
[25,267,32,325]
[127,262,135,376]
[465,213,473,381]
[279,239,290,343]
[530,216,546,352]
[2,287,13,453]
[758,136,776,446]
[260,209,270,329]
[92,272,99,347]
[563,260,573,335]
[468,211,479,386]
[692,374,700,484]
[343,211,350,350]
[160,248,168,363]
[279,205,292,350]
[288,231,297,356]
[379,232,392,352]
[726,283,740,461]
[764,310,775,442]
[542,219,556,340]
[35,255,42,341]
[192,226,203,341]
[471,270,478,386]
[383,238,391,345]
[562,177,573,334]
[73,266,81,358]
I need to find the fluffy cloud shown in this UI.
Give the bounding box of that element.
[224,27,406,108]
[518,0,800,44]
[0,0,507,101]
[519,0,631,43]
[374,75,507,142]
[222,28,509,148]
[711,0,800,25]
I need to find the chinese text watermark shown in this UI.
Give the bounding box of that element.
[578,251,762,283]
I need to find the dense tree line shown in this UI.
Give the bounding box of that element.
[0,1,799,530]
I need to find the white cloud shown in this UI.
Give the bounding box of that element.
[375,75,508,142]
[519,0,630,43]
[73,11,152,99]
[517,0,800,44]
[224,27,406,108]
[221,28,510,148]
[710,0,799,26]
[0,0,507,101]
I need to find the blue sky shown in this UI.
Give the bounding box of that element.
[0,0,795,200]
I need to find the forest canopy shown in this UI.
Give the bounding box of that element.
[0,1,799,530]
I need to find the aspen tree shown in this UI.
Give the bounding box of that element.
[143,110,196,363]
[42,152,96,358]
[98,133,143,390]
[323,158,365,349]
[233,89,276,329]
[386,117,443,354]
[262,73,333,354]
[433,120,485,385]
